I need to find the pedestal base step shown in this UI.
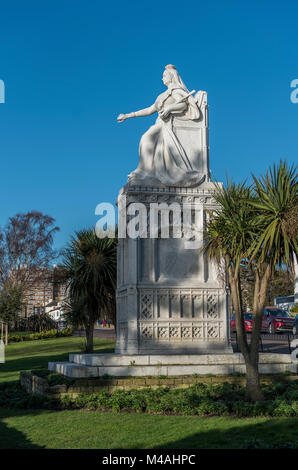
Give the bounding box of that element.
[48,353,296,378]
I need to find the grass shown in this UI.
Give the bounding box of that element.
[0,409,297,449]
[0,336,115,383]
[0,336,297,449]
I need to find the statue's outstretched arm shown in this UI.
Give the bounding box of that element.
[117,104,157,123]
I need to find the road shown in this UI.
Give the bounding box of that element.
[231,332,297,354]
[74,329,297,354]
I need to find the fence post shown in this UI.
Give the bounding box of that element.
[260,335,263,352]
[287,334,291,354]
[5,323,8,346]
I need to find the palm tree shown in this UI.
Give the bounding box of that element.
[62,229,117,352]
[204,161,297,401]
[204,180,261,399]
[246,161,297,399]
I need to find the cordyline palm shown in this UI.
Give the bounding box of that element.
[245,161,298,399]
[204,161,297,401]
[62,229,117,352]
[204,180,259,398]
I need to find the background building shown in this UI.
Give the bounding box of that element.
[22,266,67,321]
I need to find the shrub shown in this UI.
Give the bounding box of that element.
[107,390,135,411]
[230,401,255,417]
[253,401,274,417]
[273,400,296,417]
[8,327,73,343]
[291,401,298,415]
[2,377,298,417]
[197,399,229,416]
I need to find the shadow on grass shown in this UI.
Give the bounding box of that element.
[153,417,298,449]
[0,408,297,449]
[0,410,44,449]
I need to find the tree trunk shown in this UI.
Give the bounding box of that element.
[228,266,250,358]
[245,359,263,401]
[242,265,271,401]
[85,322,94,353]
[227,265,265,401]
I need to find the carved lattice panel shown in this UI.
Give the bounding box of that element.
[181,327,192,338]
[207,325,219,339]
[193,326,203,339]
[140,293,153,319]
[169,326,180,338]
[140,326,153,339]
[206,294,217,319]
[158,327,168,339]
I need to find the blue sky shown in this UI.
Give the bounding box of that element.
[0,0,297,251]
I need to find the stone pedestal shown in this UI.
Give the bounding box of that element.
[48,353,295,377]
[115,182,232,355]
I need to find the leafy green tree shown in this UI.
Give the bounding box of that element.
[290,303,298,315]
[265,269,294,306]
[62,229,117,352]
[240,266,294,312]
[0,283,24,325]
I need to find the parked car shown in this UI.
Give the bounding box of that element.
[230,311,278,334]
[263,307,295,334]
[230,313,254,333]
[293,314,298,335]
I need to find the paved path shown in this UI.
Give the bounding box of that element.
[74,328,116,340]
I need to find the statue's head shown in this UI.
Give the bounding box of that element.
[162,64,188,92]
[162,64,176,86]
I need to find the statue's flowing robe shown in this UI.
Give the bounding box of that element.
[128,88,203,186]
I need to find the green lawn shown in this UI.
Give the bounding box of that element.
[0,336,115,383]
[0,409,297,449]
[0,336,297,449]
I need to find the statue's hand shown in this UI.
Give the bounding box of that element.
[159,106,171,120]
[117,113,127,123]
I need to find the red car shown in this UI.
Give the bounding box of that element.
[230,313,254,333]
[230,312,271,333]
[263,307,294,334]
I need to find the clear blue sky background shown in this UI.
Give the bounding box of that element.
[0,0,297,251]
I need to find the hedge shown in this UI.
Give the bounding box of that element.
[1,379,298,418]
[8,328,74,343]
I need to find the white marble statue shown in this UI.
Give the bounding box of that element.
[118,64,205,187]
